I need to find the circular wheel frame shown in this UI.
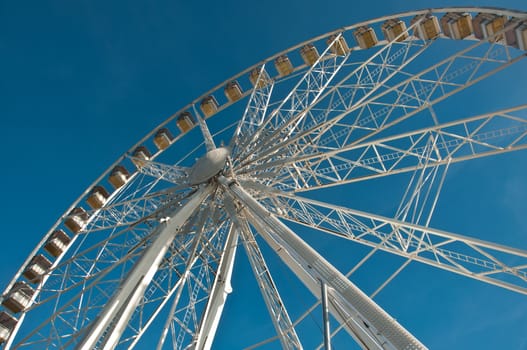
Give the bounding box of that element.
[1,7,527,350]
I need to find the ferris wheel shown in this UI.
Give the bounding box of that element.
[1,6,527,349]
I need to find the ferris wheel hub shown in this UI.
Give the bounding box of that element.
[188,147,231,185]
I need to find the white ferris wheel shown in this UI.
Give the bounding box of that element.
[1,6,527,350]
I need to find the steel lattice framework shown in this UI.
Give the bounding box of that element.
[1,6,527,350]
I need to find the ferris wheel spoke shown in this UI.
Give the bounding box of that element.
[10,244,149,349]
[116,197,230,349]
[219,176,427,349]
[237,34,431,171]
[83,187,193,232]
[224,199,302,349]
[393,133,451,226]
[255,104,527,192]
[168,224,231,350]
[192,224,238,350]
[306,26,524,150]
[130,157,190,185]
[235,29,432,169]
[68,185,213,350]
[35,227,154,307]
[12,190,213,349]
[122,194,232,349]
[393,103,452,227]
[230,65,275,157]
[40,208,200,323]
[125,219,232,350]
[265,192,527,295]
[28,224,166,339]
[233,33,355,165]
[237,29,525,182]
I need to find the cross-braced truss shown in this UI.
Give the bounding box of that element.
[2,7,527,350]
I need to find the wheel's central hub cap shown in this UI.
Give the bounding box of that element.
[188,147,230,185]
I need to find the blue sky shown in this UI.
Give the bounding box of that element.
[1,0,527,349]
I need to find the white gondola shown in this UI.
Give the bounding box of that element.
[473,12,506,40]
[23,255,52,284]
[131,146,151,168]
[300,43,320,65]
[44,229,71,257]
[274,55,294,77]
[224,81,243,102]
[354,26,378,49]
[381,18,408,42]
[441,12,473,39]
[2,282,35,314]
[86,185,109,209]
[64,207,88,234]
[176,112,196,133]
[200,96,219,117]
[327,34,350,56]
[0,312,17,344]
[411,14,441,40]
[153,128,174,150]
[108,165,130,189]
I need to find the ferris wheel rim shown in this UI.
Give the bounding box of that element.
[6,7,527,280]
[2,6,527,349]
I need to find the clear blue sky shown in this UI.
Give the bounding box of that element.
[1,0,527,349]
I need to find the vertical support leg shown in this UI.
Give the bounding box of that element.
[75,186,213,350]
[320,280,331,350]
[219,176,427,350]
[224,196,302,349]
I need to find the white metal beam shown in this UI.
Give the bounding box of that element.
[258,105,527,191]
[192,224,239,350]
[265,192,527,295]
[75,186,213,350]
[219,176,427,350]
[224,197,302,349]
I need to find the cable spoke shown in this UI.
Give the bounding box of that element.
[263,192,527,294]
[131,157,190,186]
[230,64,275,156]
[236,24,431,169]
[256,105,527,191]
[237,31,526,190]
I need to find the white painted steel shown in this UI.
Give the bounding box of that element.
[193,225,238,350]
[220,176,427,350]
[75,186,212,350]
[225,198,302,349]
[2,7,527,350]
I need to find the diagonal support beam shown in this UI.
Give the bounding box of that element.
[218,175,427,350]
[258,105,527,191]
[131,157,190,185]
[224,198,302,349]
[265,192,527,295]
[156,204,213,350]
[192,224,239,350]
[75,185,213,350]
[230,64,275,156]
